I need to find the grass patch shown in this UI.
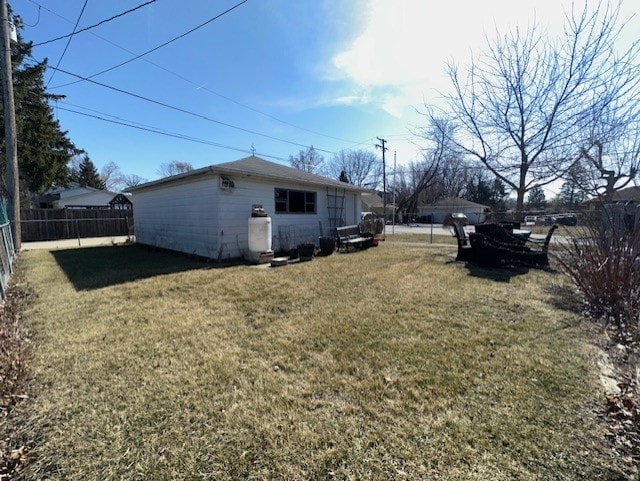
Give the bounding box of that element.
[15,243,625,480]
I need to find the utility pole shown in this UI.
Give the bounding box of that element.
[0,0,20,249]
[392,150,396,235]
[375,137,387,240]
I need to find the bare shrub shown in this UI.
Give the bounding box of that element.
[556,207,640,344]
[0,265,32,478]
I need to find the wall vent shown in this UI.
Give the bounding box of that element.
[219,176,235,190]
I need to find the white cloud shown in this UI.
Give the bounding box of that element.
[328,0,639,116]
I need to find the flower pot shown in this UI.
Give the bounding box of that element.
[297,243,315,261]
[318,236,336,256]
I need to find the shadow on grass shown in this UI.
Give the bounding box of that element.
[544,282,584,315]
[460,259,560,283]
[462,262,531,283]
[51,244,224,291]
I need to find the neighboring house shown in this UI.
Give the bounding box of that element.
[34,183,133,210]
[361,192,396,221]
[418,197,490,225]
[129,156,370,260]
[584,185,640,229]
[584,186,640,208]
[612,186,640,204]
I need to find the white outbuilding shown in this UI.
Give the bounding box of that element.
[130,156,369,260]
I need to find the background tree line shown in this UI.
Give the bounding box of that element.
[4,1,637,217]
[288,141,589,219]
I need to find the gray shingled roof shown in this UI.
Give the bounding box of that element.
[426,197,490,208]
[131,156,370,193]
[611,186,640,202]
[215,157,370,192]
[584,186,640,204]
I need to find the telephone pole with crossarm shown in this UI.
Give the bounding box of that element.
[376,137,388,240]
[0,0,20,249]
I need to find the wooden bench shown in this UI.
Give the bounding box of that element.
[336,225,373,252]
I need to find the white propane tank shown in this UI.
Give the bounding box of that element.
[248,205,272,252]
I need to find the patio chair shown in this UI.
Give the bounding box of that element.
[475,223,529,246]
[452,221,473,262]
[469,224,557,268]
[525,224,558,248]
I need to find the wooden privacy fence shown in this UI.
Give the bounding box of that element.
[20,209,133,242]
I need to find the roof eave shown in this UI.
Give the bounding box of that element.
[213,165,370,192]
[128,166,215,192]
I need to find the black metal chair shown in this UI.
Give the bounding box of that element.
[475,223,528,247]
[469,224,557,268]
[452,221,474,262]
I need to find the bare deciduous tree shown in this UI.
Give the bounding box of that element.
[428,1,639,215]
[326,149,381,189]
[100,161,122,191]
[120,174,147,190]
[577,109,640,200]
[288,146,325,174]
[392,161,438,220]
[393,117,455,217]
[158,161,194,178]
[429,154,471,200]
[98,162,147,192]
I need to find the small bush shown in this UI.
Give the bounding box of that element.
[556,207,640,344]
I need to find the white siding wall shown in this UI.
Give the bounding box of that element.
[134,176,220,258]
[134,172,363,260]
[215,175,272,259]
[418,205,487,225]
[216,176,362,257]
[56,191,117,207]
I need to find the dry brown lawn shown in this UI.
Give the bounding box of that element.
[13,241,625,480]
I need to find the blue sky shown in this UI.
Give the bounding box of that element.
[10,0,640,193]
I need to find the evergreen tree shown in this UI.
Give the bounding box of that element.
[490,178,508,213]
[466,174,508,213]
[77,155,105,189]
[558,162,588,210]
[466,177,493,205]
[0,10,79,202]
[526,185,547,210]
[558,181,586,210]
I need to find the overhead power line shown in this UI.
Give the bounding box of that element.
[39,60,335,154]
[22,4,41,27]
[56,105,289,162]
[34,0,158,46]
[28,0,357,145]
[52,0,249,89]
[46,0,88,87]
